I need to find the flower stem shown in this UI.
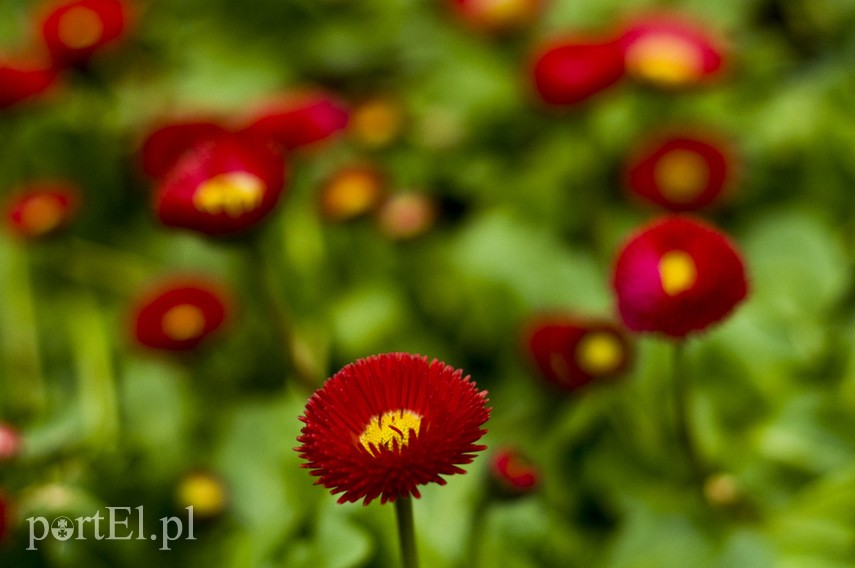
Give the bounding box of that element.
[464,493,489,568]
[395,496,419,568]
[672,340,704,486]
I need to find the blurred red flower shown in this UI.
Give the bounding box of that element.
[39,0,129,68]
[6,183,79,239]
[0,423,22,462]
[154,132,287,236]
[0,55,60,110]
[141,120,229,180]
[489,447,539,496]
[238,91,349,152]
[619,14,724,88]
[625,132,734,212]
[318,165,385,222]
[449,0,543,33]
[0,491,8,545]
[132,279,229,351]
[376,191,439,240]
[611,216,748,338]
[296,353,490,505]
[524,316,632,391]
[531,37,625,106]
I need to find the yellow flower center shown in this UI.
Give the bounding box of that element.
[193,172,265,217]
[473,0,535,27]
[351,98,403,147]
[177,474,227,518]
[161,304,206,341]
[576,331,624,376]
[57,6,104,50]
[359,410,422,455]
[20,195,65,236]
[324,171,381,220]
[625,35,702,87]
[659,250,697,296]
[654,149,710,203]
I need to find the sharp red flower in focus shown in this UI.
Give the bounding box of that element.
[531,36,625,106]
[6,183,79,239]
[0,423,22,462]
[132,279,229,351]
[153,132,287,236]
[0,55,60,110]
[611,216,748,338]
[39,0,129,68]
[619,14,725,88]
[489,446,539,497]
[141,120,229,180]
[296,352,490,505]
[238,91,349,152]
[625,132,734,212]
[524,316,632,391]
[449,0,543,34]
[318,165,385,222]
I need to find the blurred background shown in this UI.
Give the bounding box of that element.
[3,0,855,566]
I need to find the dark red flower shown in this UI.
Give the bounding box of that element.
[296,353,490,505]
[376,191,438,240]
[0,55,60,109]
[238,91,349,152]
[39,0,128,68]
[154,132,287,236]
[0,491,8,544]
[449,0,543,33]
[625,132,734,212]
[619,14,724,88]
[141,120,229,180]
[524,316,632,391]
[531,37,625,106]
[319,165,385,222]
[0,423,22,462]
[6,183,79,239]
[132,279,229,351]
[489,447,539,496]
[611,216,748,338]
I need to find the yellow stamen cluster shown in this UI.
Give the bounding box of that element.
[654,149,709,203]
[576,331,623,376]
[58,7,104,50]
[193,172,265,217]
[20,196,64,236]
[658,250,697,296]
[625,35,702,87]
[359,410,422,455]
[161,304,206,341]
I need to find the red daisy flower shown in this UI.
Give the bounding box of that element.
[524,316,632,391]
[39,0,129,68]
[489,447,539,496]
[238,91,349,152]
[376,191,439,240]
[0,423,22,462]
[624,132,734,212]
[619,14,725,88]
[154,132,287,236]
[319,165,385,222]
[531,36,625,106]
[140,120,229,180]
[296,353,490,505]
[132,279,229,351]
[0,54,60,110]
[611,216,748,338]
[6,183,79,239]
[449,0,543,34]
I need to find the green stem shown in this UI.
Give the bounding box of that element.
[672,341,704,486]
[395,496,419,568]
[464,493,489,568]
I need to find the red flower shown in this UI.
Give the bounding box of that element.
[39,0,128,68]
[0,423,22,462]
[489,447,539,496]
[0,491,8,545]
[238,91,349,152]
[376,191,439,240]
[625,132,734,212]
[132,279,229,351]
[524,316,632,391]
[154,132,287,236]
[141,120,229,180]
[611,216,748,338]
[6,184,78,239]
[296,353,490,505]
[449,0,543,33]
[319,165,385,222]
[0,55,60,109]
[531,37,625,106]
[619,14,724,88]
